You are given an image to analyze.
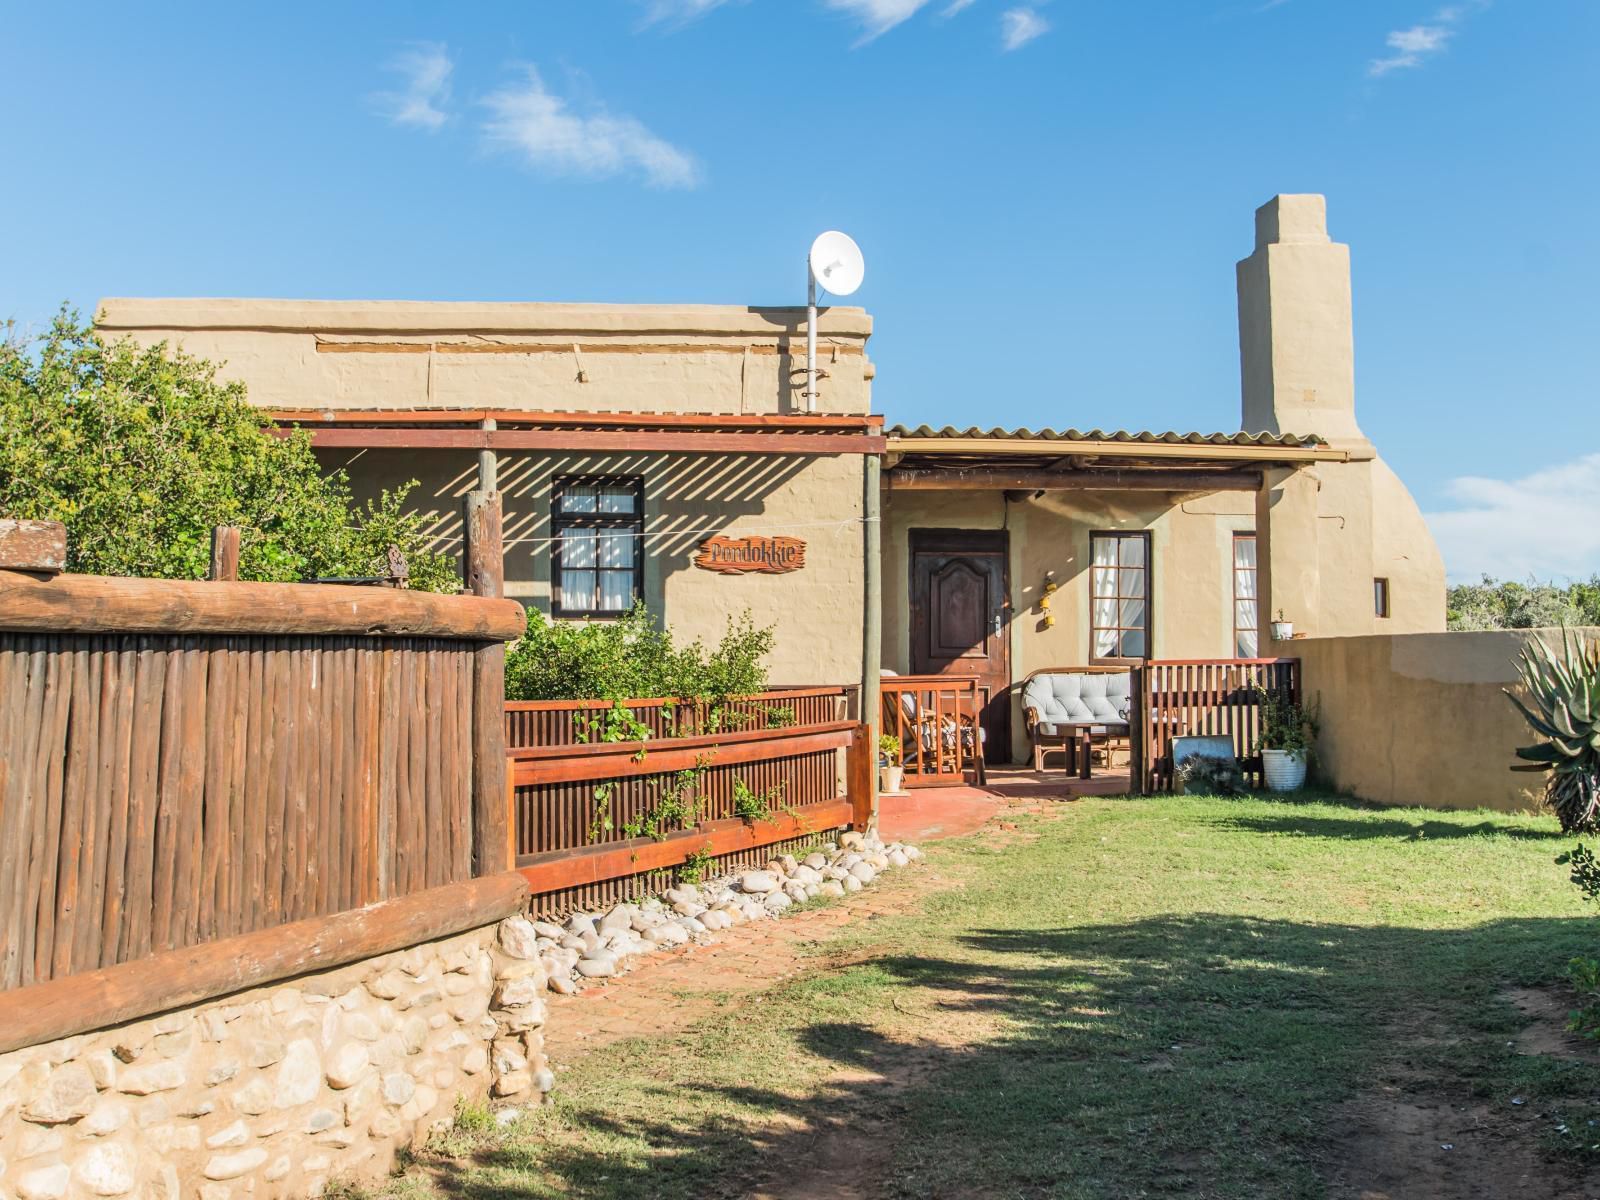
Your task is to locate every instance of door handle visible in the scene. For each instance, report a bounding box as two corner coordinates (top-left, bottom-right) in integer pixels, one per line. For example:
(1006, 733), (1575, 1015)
(993, 613), (1003, 637)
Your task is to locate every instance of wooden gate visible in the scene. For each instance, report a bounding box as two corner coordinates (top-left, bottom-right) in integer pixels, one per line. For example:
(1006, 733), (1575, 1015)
(1131, 658), (1300, 793)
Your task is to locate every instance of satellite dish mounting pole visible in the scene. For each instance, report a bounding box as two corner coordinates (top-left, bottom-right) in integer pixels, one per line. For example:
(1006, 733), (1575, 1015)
(805, 264), (818, 413)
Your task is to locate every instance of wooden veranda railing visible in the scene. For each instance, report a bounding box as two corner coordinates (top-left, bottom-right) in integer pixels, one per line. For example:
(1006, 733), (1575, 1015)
(508, 719), (872, 916)
(1131, 658), (1300, 793)
(504, 687), (850, 750)
(879, 675), (986, 787)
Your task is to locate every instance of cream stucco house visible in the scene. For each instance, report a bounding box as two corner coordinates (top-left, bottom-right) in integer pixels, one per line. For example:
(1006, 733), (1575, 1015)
(96, 194), (1444, 765)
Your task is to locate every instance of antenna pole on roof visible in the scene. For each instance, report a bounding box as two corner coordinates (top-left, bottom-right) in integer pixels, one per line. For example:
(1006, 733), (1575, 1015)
(805, 267), (818, 413)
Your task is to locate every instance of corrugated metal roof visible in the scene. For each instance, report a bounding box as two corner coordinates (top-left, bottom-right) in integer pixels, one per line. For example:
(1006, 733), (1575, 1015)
(887, 425), (1322, 447)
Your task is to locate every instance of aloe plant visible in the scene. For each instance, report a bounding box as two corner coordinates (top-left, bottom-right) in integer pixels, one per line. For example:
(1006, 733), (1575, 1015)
(1506, 629), (1600, 832)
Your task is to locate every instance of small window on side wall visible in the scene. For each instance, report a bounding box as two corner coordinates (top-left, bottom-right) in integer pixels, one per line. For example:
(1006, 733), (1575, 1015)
(1374, 577), (1391, 619)
(552, 477), (644, 618)
(1090, 531), (1150, 662)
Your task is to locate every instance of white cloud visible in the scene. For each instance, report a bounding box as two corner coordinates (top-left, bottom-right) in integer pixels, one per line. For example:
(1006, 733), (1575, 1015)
(1425, 454), (1600, 582)
(480, 69), (700, 189)
(824, 0), (935, 42)
(375, 43), (453, 130)
(942, 0), (979, 15)
(1367, 3), (1485, 76)
(1000, 6), (1049, 50)
(638, 0), (741, 25)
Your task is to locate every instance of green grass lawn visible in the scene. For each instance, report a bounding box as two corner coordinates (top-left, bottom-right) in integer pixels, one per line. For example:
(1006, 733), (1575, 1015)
(390, 794), (1600, 1199)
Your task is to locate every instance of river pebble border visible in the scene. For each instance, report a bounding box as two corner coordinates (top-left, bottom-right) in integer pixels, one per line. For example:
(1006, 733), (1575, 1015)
(523, 831), (924, 992)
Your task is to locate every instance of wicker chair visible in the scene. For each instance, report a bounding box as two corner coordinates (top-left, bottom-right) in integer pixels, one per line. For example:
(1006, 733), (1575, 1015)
(1020, 667), (1132, 777)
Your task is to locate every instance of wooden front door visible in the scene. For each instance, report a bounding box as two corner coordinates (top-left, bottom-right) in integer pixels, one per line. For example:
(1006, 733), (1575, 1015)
(910, 530), (1010, 762)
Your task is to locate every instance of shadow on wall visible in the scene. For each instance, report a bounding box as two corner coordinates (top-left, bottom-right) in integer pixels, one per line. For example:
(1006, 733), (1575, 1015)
(350, 451), (816, 608)
(407, 909), (1600, 1198)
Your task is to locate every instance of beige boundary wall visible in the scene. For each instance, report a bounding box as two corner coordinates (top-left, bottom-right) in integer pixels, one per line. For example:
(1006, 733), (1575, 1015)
(1296, 628), (1600, 814)
(0, 893), (552, 1200)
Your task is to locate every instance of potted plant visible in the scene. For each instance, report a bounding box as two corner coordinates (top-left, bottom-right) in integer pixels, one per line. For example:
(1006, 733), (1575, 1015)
(879, 734), (905, 794)
(1270, 608), (1294, 642)
(1254, 687), (1318, 792)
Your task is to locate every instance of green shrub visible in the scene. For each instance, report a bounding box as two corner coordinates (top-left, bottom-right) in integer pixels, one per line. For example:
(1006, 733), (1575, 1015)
(1449, 576), (1600, 631)
(1254, 688), (1319, 756)
(504, 603), (775, 703)
(0, 311), (456, 590)
(1556, 843), (1600, 1038)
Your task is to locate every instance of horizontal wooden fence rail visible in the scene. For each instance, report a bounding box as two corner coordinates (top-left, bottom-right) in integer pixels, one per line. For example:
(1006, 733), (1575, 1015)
(504, 687), (849, 750)
(508, 719), (871, 916)
(1132, 658), (1301, 794)
(0, 571), (521, 994)
(879, 675), (985, 787)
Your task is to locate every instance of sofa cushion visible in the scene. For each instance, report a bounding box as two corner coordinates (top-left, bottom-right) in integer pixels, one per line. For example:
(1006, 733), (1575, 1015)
(1024, 671), (1132, 733)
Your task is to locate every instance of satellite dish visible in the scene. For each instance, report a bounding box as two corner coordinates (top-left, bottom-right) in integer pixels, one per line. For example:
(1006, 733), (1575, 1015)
(808, 231), (865, 297)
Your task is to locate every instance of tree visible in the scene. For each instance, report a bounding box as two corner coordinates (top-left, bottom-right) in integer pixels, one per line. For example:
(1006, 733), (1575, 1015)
(1447, 577), (1600, 631)
(0, 310), (457, 590)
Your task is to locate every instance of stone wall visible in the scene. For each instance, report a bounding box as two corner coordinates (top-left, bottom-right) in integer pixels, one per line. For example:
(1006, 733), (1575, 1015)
(0, 915), (553, 1200)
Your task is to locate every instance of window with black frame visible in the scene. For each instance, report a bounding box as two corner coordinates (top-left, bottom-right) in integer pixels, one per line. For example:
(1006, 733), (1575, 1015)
(551, 477), (644, 617)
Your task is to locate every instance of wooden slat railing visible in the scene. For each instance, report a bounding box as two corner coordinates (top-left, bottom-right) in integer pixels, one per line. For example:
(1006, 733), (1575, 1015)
(0, 570), (523, 993)
(508, 719), (871, 916)
(1132, 658), (1300, 793)
(504, 686), (849, 750)
(879, 675), (985, 787)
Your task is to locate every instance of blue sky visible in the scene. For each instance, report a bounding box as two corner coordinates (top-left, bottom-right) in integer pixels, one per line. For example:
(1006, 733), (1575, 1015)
(4, 1), (1596, 581)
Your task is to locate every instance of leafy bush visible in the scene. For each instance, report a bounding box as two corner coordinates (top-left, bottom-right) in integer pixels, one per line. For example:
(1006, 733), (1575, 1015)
(0, 311), (456, 590)
(1557, 843), (1600, 1038)
(1254, 688), (1319, 757)
(1176, 754), (1246, 796)
(504, 603), (775, 703)
(1449, 576), (1600, 631)
(1507, 629), (1600, 833)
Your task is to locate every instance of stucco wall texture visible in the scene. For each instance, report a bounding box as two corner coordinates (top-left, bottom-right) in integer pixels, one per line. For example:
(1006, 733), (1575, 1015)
(1296, 629), (1600, 814)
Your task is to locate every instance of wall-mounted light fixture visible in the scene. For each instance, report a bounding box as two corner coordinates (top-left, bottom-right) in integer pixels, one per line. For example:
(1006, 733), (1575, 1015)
(1039, 571), (1058, 628)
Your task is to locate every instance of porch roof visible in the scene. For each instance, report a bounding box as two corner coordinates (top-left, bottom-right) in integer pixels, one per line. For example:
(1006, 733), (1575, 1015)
(883, 424), (1348, 492)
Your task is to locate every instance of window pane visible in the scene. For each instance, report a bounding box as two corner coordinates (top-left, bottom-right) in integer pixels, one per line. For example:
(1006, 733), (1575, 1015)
(561, 570), (595, 609)
(1120, 629), (1146, 658)
(1092, 537), (1118, 567)
(1119, 598), (1145, 630)
(1235, 599), (1258, 631)
(1233, 536), (1257, 568)
(561, 530), (596, 568)
(1094, 628), (1118, 658)
(1119, 568), (1144, 599)
(560, 486), (597, 513)
(1093, 597), (1118, 630)
(1236, 568), (1257, 601)
(1092, 568), (1117, 598)
(1119, 537), (1145, 567)
(1236, 629), (1259, 659)
(599, 571), (634, 611)
(597, 487), (636, 515)
(598, 531), (635, 568)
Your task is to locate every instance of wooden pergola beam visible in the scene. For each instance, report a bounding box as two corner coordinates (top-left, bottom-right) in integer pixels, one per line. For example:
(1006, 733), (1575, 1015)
(278, 427), (885, 455)
(885, 468), (1264, 492)
(269, 408), (883, 432)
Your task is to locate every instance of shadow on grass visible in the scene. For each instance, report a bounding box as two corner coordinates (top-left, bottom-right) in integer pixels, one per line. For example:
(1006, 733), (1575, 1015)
(1207, 812), (1568, 842)
(414, 909), (1600, 1200)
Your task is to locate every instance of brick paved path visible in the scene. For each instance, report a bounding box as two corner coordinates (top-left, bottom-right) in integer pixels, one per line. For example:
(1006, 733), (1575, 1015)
(541, 865), (942, 1067)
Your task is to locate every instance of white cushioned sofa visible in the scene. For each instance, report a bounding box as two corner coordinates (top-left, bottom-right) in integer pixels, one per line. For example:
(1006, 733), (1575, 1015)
(1021, 667), (1133, 775)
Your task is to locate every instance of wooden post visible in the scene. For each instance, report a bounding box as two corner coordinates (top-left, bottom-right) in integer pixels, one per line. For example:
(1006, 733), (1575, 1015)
(861, 453), (882, 831)
(464, 491), (511, 876)
(846, 724), (874, 831)
(208, 526), (240, 582)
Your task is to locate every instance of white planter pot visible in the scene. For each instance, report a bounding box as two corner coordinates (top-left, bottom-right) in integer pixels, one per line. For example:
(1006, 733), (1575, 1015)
(1261, 748), (1307, 792)
(880, 766), (905, 794)
(1271, 620), (1294, 641)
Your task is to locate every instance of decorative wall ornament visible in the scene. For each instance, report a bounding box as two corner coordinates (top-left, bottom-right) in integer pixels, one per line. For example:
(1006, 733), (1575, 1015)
(694, 536), (807, 575)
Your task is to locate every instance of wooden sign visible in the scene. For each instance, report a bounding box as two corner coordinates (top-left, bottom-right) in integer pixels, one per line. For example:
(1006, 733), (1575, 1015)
(694, 536), (807, 575)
